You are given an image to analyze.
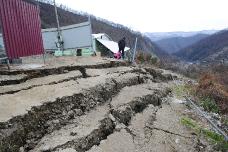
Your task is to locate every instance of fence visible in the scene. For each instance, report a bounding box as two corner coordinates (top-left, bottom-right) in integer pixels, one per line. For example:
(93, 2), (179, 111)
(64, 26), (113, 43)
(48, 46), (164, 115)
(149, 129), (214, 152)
(0, 0), (44, 59)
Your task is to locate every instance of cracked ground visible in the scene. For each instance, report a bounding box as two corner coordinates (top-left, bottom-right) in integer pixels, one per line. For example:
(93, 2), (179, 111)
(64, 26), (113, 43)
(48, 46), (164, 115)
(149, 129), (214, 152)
(0, 57), (215, 152)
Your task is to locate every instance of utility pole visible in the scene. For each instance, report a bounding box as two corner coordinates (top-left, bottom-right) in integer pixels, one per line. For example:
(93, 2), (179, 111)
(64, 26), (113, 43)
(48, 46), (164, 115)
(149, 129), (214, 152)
(88, 16), (94, 52)
(53, 0), (63, 52)
(36, 0), (46, 64)
(54, 0), (60, 32)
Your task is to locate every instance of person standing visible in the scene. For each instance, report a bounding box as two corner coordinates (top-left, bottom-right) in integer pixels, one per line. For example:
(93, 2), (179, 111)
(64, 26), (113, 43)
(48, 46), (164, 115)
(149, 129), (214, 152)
(118, 37), (126, 59)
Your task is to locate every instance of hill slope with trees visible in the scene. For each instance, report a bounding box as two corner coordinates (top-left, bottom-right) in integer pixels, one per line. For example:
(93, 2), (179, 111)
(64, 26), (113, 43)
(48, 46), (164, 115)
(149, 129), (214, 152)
(175, 30), (228, 62)
(154, 34), (209, 54)
(0, 0), (169, 59)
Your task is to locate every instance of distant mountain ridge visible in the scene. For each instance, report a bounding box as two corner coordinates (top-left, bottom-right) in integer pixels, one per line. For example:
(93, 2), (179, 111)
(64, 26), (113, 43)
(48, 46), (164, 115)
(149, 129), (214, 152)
(145, 30), (218, 41)
(154, 34), (209, 54)
(174, 30), (228, 62)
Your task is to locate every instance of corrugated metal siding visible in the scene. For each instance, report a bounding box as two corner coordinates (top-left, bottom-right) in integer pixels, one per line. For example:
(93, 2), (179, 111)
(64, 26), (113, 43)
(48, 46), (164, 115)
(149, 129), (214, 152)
(0, 0), (44, 59)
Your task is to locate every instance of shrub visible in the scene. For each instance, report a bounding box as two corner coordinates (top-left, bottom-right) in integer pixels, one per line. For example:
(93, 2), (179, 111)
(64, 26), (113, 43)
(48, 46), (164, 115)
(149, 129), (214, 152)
(136, 51), (158, 65)
(136, 52), (145, 63)
(200, 97), (219, 113)
(197, 73), (228, 114)
(150, 57), (158, 65)
(144, 53), (152, 62)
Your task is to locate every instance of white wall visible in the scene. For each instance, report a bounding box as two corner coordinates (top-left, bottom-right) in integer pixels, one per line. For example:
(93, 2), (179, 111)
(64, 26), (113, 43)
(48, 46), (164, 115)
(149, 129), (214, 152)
(0, 21), (93, 54)
(0, 34), (6, 56)
(42, 21), (92, 51)
(42, 28), (58, 50)
(0, 34), (4, 49)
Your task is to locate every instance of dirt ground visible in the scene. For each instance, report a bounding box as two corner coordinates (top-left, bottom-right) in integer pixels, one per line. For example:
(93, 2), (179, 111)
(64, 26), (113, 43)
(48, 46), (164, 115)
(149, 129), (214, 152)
(0, 56), (221, 152)
(0, 55), (119, 71)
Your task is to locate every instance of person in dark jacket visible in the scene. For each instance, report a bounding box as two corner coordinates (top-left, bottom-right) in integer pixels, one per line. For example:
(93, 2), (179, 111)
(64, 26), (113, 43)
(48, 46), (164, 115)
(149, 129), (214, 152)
(118, 37), (126, 59)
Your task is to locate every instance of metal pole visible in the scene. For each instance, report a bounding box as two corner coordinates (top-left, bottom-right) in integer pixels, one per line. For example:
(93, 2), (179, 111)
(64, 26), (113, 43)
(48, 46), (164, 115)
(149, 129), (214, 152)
(132, 37), (138, 63)
(88, 16), (94, 53)
(185, 96), (228, 141)
(42, 53), (46, 64)
(53, 0), (63, 53)
(171, 77), (228, 141)
(6, 58), (10, 71)
(54, 0), (60, 33)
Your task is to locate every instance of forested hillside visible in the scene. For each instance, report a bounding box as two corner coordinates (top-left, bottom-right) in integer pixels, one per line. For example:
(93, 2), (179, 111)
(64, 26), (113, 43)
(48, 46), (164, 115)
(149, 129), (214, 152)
(155, 34), (209, 54)
(1, 0), (169, 59)
(175, 30), (228, 62)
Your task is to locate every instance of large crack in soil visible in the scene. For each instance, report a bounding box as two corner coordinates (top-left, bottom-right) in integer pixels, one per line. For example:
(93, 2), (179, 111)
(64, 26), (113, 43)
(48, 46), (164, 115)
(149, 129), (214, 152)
(0, 64), (176, 152)
(53, 89), (170, 152)
(0, 75), (83, 96)
(85, 96), (207, 152)
(0, 67), (138, 96)
(0, 61), (128, 86)
(145, 126), (192, 138)
(0, 72), (148, 151)
(52, 118), (116, 152)
(111, 94), (162, 126)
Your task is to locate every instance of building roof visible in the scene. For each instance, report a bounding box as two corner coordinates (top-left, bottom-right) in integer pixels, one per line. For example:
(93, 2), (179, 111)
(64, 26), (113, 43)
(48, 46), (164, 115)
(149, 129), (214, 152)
(97, 39), (130, 54)
(92, 33), (112, 40)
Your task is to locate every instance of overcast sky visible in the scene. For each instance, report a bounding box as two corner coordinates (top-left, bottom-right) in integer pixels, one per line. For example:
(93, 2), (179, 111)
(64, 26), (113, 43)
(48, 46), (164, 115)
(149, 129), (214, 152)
(55, 0), (228, 33)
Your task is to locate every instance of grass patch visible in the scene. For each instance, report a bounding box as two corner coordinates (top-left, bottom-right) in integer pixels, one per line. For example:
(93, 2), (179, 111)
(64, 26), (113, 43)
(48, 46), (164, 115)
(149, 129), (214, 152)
(171, 84), (193, 99)
(222, 117), (228, 126)
(200, 97), (220, 113)
(202, 129), (224, 143)
(181, 117), (199, 132)
(181, 117), (228, 151)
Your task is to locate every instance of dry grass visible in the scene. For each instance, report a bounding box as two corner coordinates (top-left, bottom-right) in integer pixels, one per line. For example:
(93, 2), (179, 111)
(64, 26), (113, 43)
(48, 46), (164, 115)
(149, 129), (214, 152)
(135, 51), (158, 65)
(152, 59), (228, 113)
(211, 64), (228, 92)
(196, 72), (228, 114)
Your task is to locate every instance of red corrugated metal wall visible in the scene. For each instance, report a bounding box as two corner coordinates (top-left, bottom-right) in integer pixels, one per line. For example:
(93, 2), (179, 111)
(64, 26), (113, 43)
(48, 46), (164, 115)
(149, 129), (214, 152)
(0, 0), (44, 59)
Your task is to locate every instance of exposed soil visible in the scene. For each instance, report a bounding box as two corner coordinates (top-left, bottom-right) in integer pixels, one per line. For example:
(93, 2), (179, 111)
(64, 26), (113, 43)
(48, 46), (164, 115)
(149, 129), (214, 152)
(0, 57), (217, 152)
